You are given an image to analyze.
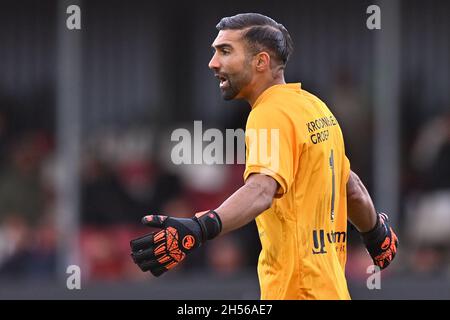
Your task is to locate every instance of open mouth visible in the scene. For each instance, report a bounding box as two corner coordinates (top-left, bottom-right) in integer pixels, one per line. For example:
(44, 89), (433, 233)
(216, 74), (229, 89)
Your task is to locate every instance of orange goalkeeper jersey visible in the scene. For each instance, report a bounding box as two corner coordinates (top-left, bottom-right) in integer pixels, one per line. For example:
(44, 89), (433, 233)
(244, 83), (351, 300)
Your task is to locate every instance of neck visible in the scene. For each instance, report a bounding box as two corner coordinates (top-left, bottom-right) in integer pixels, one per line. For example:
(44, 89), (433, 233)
(246, 73), (286, 108)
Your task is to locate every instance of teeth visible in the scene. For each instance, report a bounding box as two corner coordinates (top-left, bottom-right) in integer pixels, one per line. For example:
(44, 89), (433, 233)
(216, 74), (228, 88)
(219, 79), (228, 88)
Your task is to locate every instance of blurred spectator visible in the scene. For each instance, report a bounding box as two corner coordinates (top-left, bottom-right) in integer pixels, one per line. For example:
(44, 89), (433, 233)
(330, 68), (372, 181)
(405, 111), (450, 274)
(81, 155), (145, 225)
(206, 234), (245, 276)
(148, 168), (186, 215)
(80, 227), (127, 280)
(0, 131), (56, 279)
(0, 111), (9, 167)
(410, 111), (450, 191)
(0, 132), (49, 225)
(329, 69), (375, 254)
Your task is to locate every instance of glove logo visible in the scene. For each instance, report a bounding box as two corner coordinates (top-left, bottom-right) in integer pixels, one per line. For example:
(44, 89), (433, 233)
(182, 235), (196, 250)
(362, 212), (399, 270)
(381, 236), (390, 250)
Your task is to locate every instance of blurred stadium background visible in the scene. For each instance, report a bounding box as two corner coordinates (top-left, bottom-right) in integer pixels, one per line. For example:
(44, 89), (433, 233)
(0, 0), (449, 299)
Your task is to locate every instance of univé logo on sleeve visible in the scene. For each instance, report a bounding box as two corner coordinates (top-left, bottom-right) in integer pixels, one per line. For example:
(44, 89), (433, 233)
(312, 229), (347, 255)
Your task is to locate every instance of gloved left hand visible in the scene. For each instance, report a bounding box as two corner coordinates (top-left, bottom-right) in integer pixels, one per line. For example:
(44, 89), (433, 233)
(361, 212), (399, 270)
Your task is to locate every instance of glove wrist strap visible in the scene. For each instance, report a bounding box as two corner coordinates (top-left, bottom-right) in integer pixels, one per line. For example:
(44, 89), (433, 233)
(361, 213), (387, 244)
(195, 210), (222, 242)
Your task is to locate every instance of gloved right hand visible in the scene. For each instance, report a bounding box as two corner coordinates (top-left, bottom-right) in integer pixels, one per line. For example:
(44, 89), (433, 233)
(130, 210), (222, 277)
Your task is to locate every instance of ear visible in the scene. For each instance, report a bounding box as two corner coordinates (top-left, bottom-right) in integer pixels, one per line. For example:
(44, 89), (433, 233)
(255, 52), (271, 72)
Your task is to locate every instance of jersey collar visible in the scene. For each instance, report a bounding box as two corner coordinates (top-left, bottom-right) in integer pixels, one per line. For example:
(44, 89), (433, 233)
(252, 83), (302, 109)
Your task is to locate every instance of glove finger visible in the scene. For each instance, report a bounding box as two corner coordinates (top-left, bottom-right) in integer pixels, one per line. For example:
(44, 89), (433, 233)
(130, 233), (155, 252)
(380, 249), (396, 270)
(379, 261), (389, 270)
(131, 247), (156, 264)
(142, 215), (168, 228)
(130, 227), (168, 252)
(148, 257), (182, 277)
(138, 259), (162, 272)
(149, 265), (169, 277)
(375, 256), (388, 270)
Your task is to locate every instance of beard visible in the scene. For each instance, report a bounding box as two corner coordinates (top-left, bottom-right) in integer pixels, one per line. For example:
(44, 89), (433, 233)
(220, 64), (253, 101)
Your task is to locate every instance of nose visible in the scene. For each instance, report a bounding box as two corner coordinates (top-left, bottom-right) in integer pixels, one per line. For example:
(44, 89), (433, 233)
(208, 52), (220, 70)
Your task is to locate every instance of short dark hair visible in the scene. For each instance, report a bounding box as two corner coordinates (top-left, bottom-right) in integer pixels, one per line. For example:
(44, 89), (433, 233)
(216, 13), (294, 68)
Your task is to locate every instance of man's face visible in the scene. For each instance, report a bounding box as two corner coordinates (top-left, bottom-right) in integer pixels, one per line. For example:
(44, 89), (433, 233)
(209, 30), (254, 100)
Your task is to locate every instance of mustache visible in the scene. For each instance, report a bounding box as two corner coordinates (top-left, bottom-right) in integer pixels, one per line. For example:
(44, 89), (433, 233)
(214, 72), (228, 79)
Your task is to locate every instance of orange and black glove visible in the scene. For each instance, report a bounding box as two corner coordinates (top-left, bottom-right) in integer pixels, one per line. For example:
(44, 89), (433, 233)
(130, 210), (222, 277)
(361, 212), (399, 270)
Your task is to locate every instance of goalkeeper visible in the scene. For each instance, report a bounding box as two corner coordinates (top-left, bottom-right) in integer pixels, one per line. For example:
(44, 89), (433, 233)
(130, 13), (398, 300)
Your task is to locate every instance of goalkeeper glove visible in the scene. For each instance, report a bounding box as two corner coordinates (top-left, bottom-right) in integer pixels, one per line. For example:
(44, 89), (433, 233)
(130, 210), (222, 277)
(361, 212), (399, 270)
